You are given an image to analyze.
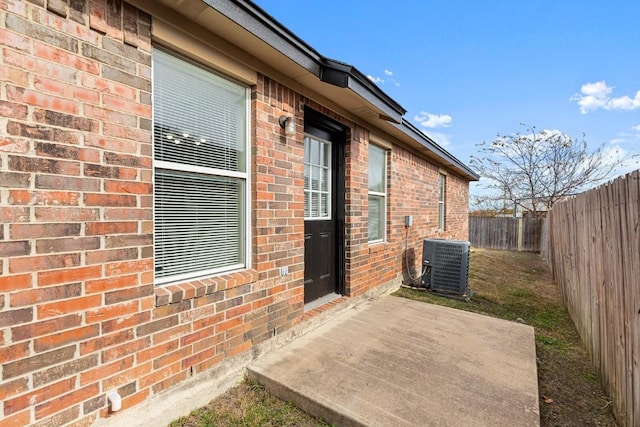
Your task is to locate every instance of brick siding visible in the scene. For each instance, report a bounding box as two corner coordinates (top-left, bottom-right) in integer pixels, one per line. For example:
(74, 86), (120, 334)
(0, 1), (470, 425)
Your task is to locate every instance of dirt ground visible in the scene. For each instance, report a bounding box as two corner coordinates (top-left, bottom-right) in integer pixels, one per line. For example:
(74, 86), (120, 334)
(170, 248), (617, 427)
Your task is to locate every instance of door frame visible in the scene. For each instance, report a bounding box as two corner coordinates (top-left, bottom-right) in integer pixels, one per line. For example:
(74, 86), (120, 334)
(303, 107), (345, 298)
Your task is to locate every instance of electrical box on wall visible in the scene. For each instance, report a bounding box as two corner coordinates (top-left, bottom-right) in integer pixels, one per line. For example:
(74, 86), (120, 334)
(404, 215), (413, 227)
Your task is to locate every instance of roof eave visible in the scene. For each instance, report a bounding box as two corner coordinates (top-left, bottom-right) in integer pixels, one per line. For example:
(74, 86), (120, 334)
(320, 59), (406, 122)
(396, 120), (480, 181)
(131, 0), (478, 181)
(203, 0), (406, 122)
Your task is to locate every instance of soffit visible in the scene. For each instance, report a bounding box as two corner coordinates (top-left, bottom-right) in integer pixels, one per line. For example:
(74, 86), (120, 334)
(135, 0), (399, 122)
(127, 0), (478, 181)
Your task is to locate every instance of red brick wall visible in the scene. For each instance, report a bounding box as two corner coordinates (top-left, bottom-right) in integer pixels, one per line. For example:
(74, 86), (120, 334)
(346, 138), (470, 297)
(388, 148), (469, 282)
(0, 1), (470, 425)
(0, 1), (155, 425)
(286, 101), (470, 297)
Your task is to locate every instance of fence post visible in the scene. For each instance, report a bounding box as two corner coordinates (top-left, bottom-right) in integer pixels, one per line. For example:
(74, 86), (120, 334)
(517, 217), (524, 252)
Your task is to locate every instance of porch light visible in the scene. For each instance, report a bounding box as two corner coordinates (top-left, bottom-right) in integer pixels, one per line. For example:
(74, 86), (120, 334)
(279, 115), (296, 137)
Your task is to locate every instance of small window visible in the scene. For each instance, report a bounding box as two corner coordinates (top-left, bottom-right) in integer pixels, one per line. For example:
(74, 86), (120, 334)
(152, 48), (250, 284)
(304, 135), (331, 219)
(368, 144), (387, 242)
(438, 173), (446, 231)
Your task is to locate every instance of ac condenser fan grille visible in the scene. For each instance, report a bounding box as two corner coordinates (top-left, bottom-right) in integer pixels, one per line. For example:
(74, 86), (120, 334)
(421, 239), (470, 295)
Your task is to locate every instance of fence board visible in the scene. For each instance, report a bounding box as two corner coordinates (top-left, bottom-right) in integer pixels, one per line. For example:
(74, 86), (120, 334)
(545, 170), (640, 426)
(468, 217), (544, 251)
(627, 172), (640, 423)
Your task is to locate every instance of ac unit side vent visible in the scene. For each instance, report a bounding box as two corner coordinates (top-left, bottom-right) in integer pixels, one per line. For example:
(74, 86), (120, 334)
(421, 239), (470, 295)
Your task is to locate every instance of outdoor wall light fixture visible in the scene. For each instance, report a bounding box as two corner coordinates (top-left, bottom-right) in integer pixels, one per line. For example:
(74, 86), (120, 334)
(279, 115), (296, 137)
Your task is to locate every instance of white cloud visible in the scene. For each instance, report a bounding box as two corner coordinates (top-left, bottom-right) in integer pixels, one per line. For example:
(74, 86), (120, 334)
(602, 144), (627, 161)
(602, 142), (639, 178)
(581, 81), (612, 96)
(607, 126), (640, 146)
(609, 137), (629, 145)
(413, 112), (453, 147)
(368, 70), (400, 87)
(414, 112), (453, 129)
(424, 131), (451, 147)
(570, 81), (640, 114)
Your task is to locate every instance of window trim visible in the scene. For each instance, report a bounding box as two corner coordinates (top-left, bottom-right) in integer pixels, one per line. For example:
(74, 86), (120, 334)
(438, 172), (446, 231)
(152, 46), (252, 286)
(152, 18), (257, 86)
(368, 143), (388, 243)
(303, 134), (332, 221)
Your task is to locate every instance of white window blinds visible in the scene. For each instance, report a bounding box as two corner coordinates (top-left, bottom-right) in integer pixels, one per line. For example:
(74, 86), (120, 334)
(304, 135), (331, 219)
(438, 173), (446, 231)
(153, 49), (249, 283)
(368, 144), (386, 242)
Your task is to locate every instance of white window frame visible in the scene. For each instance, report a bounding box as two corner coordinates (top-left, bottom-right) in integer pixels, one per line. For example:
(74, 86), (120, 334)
(438, 172), (446, 231)
(303, 134), (332, 221)
(152, 47), (251, 285)
(368, 144), (387, 243)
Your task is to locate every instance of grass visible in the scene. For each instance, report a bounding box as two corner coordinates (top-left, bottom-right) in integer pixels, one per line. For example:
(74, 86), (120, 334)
(169, 379), (330, 427)
(395, 250), (575, 351)
(394, 248), (616, 426)
(169, 248), (616, 427)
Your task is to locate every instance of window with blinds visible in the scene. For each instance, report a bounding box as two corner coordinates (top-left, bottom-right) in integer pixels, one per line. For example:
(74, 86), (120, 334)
(368, 144), (387, 242)
(153, 48), (249, 284)
(304, 135), (331, 219)
(438, 173), (446, 231)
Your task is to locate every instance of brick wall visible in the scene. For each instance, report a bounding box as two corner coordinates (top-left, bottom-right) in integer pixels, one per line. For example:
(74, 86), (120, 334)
(0, 1), (470, 426)
(388, 148), (470, 281)
(1, 0), (155, 425)
(347, 138), (470, 296)
(292, 101), (470, 297)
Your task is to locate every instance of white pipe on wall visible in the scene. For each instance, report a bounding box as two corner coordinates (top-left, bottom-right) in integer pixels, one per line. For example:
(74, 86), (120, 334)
(107, 391), (122, 412)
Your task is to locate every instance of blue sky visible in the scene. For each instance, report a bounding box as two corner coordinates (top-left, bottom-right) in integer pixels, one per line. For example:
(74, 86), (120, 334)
(253, 0), (640, 195)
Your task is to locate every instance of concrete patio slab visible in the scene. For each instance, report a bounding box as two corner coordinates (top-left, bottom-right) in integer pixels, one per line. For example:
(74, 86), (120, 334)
(248, 295), (539, 426)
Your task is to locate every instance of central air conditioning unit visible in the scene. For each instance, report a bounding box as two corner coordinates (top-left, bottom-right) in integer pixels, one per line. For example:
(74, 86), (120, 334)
(421, 238), (470, 295)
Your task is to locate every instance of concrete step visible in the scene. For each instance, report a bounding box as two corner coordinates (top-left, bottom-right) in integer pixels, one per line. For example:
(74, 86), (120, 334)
(248, 295), (540, 426)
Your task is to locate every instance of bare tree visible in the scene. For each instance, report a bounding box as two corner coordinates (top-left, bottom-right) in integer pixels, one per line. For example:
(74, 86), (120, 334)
(469, 191), (514, 217)
(470, 124), (637, 216)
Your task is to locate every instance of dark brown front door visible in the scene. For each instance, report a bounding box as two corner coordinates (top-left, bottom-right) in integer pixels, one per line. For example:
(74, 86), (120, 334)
(303, 111), (344, 304)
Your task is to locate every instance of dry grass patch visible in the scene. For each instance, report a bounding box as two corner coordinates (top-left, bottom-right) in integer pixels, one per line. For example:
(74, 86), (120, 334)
(169, 379), (329, 427)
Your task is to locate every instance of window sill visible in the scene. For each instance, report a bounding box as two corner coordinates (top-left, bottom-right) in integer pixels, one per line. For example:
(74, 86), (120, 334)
(154, 269), (258, 306)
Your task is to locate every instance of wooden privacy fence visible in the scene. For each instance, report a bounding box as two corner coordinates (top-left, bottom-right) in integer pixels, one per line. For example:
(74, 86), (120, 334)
(545, 170), (640, 426)
(468, 216), (545, 251)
